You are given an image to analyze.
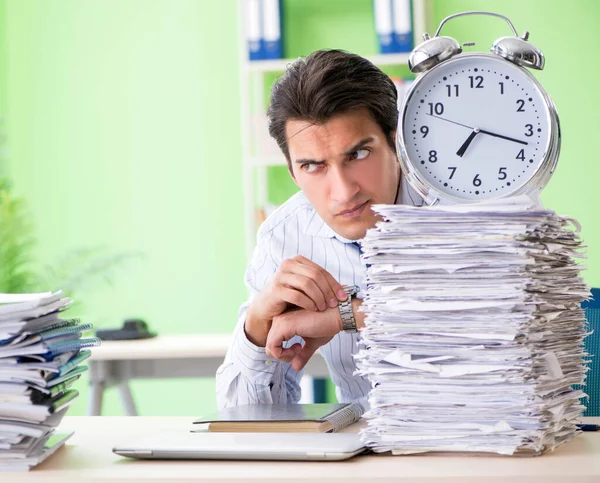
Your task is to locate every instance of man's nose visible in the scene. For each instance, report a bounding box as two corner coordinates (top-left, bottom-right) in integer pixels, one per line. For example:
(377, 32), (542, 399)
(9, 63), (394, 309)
(329, 166), (359, 203)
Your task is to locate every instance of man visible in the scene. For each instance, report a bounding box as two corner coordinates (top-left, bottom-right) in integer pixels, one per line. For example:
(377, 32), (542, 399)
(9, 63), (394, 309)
(216, 49), (423, 409)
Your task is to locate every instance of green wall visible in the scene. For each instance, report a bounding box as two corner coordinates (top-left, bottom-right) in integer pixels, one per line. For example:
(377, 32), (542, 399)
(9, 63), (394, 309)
(2, 0), (599, 416)
(4, 0), (246, 416)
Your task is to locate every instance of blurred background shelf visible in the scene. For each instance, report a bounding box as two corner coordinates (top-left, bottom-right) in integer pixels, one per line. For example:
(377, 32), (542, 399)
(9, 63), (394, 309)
(244, 52), (413, 73)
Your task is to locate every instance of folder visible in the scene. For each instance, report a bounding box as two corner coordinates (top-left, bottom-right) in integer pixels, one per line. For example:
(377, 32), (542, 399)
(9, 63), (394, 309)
(0, 431), (73, 471)
(194, 403), (363, 433)
(374, 0), (395, 54)
(0, 389), (78, 423)
(262, 0), (283, 59)
(246, 0), (263, 60)
(392, 0), (412, 52)
(0, 337), (100, 359)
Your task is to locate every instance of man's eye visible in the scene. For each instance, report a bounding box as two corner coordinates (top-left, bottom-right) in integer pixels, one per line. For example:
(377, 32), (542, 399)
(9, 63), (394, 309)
(350, 148), (370, 161)
(301, 163), (321, 173)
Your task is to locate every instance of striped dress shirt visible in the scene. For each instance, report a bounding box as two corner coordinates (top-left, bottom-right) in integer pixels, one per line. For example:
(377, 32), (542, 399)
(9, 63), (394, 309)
(216, 175), (424, 410)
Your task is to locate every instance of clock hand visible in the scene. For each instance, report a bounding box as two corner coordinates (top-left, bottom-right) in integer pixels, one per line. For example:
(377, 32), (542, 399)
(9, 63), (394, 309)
(425, 113), (529, 146)
(478, 129), (529, 146)
(425, 113), (473, 130)
(456, 128), (480, 157)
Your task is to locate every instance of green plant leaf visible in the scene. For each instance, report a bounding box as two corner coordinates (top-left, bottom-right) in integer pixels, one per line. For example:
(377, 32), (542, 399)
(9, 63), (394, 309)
(0, 181), (37, 293)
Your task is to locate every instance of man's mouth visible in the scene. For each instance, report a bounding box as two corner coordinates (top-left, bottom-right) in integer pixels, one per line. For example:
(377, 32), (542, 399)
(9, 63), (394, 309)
(337, 201), (369, 219)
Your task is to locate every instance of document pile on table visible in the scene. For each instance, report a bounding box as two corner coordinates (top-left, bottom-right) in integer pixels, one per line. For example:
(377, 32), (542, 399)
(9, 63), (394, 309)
(0, 291), (100, 471)
(356, 196), (589, 456)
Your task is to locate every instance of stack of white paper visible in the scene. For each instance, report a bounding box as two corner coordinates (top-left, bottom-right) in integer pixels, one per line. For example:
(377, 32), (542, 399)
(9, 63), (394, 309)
(355, 196), (589, 456)
(0, 291), (100, 471)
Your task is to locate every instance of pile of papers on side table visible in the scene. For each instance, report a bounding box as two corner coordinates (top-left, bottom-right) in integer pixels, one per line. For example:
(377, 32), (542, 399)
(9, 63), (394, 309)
(356, 196), (589, 456)
(0, 291), (100, 471)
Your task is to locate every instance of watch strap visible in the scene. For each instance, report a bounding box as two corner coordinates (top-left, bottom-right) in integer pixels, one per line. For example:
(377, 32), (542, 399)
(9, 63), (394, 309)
(339, 285), (359, 333)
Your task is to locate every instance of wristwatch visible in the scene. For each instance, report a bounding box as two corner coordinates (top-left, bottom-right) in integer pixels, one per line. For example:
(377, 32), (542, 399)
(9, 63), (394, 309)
(339, 284), (359, 333)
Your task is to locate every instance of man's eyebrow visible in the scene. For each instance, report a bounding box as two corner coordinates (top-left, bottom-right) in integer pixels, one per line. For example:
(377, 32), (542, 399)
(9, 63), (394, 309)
(294, 158), (325, 165)
(294, 137), (376, 165)
(343, 137), (375, 157)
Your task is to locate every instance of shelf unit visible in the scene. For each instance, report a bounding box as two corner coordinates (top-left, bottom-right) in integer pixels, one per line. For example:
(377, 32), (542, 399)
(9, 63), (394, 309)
(238, 0), (431, 259)
(246, 51), (412, 73)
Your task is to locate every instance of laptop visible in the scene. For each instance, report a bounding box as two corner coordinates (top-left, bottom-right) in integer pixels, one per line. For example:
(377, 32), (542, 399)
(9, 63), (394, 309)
(113, 430), (367, 461)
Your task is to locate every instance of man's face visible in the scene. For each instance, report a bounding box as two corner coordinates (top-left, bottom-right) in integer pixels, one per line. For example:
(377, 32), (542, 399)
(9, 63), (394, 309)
(286, 109), (401, 240)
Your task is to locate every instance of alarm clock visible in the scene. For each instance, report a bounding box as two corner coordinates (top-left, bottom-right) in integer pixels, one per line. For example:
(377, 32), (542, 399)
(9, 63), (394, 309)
(397, 11), (560, 205)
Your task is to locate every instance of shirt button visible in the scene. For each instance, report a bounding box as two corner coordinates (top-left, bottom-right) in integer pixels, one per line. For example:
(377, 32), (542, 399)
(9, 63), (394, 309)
(265, 360), (273, 366)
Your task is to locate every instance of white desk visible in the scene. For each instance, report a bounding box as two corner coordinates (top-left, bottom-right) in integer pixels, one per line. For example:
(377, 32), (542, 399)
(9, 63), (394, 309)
(9, 416), (600, 482)
(88, 334), (330, 415)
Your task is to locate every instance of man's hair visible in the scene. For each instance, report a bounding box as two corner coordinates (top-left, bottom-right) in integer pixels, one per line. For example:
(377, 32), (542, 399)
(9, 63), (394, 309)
(267, 49), (399, 172)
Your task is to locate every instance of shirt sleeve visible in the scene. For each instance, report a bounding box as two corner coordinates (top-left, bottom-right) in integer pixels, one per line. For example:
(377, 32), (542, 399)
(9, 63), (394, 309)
(216, 229), (304, 409)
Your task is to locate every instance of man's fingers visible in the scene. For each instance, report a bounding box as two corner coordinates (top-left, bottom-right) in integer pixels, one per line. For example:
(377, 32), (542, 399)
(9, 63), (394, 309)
(276, 286), (318, 312)
(267, 343), (301, 363)
(291, 345), (317, 372)
(294, 255), (347, 302)
(278, 272), (329, 311)
(284, 256), (346, 307)
(280, 258), (334, 308)
(266, 318), (300, 362)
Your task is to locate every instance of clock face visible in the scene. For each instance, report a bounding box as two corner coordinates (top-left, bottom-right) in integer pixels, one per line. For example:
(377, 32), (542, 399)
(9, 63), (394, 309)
(400, 53), (557, 201)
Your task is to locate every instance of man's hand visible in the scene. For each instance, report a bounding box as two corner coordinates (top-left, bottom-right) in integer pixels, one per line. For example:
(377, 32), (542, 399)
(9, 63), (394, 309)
(245, 256), (347, 347)
(265, 306), (342, 372)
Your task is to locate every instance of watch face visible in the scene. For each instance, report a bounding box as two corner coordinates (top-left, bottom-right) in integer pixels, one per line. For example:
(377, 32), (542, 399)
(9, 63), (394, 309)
(399, 53), (558, 202)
